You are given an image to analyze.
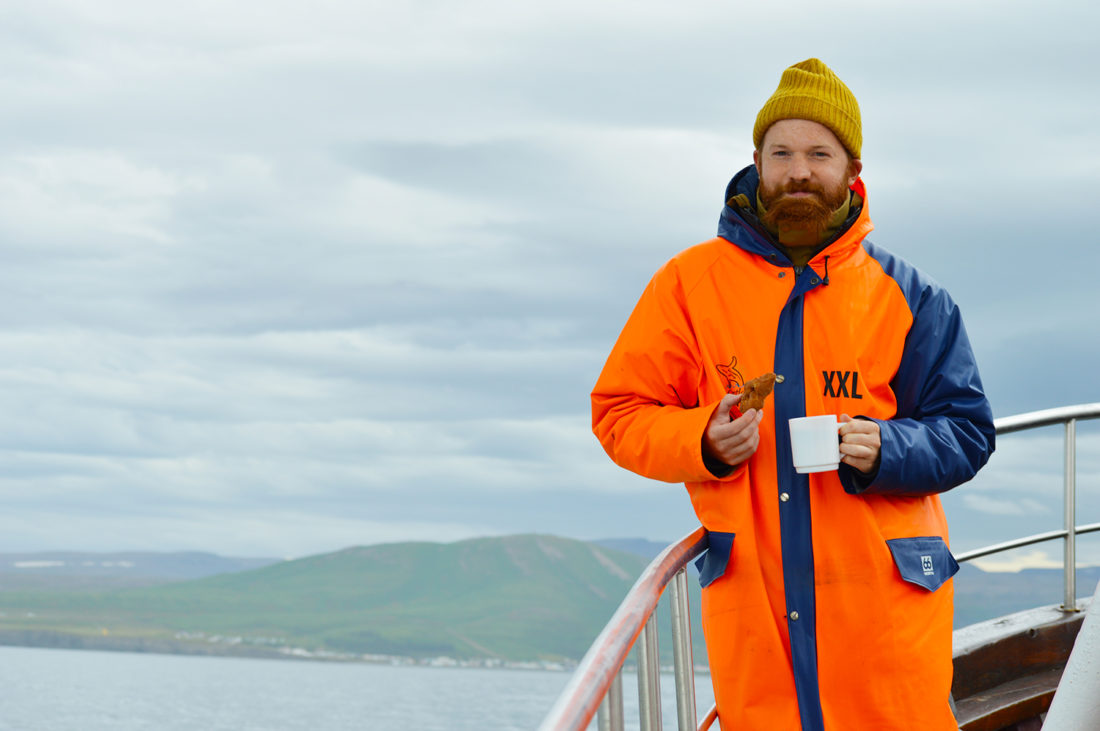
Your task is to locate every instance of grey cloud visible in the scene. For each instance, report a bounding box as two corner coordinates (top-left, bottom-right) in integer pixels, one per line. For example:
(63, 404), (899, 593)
(0, 0), (1096, 559)
(344, 139), (575, 202)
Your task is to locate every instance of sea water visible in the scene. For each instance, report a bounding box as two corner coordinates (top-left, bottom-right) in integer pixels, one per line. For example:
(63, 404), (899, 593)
(0, 646), (716, 730)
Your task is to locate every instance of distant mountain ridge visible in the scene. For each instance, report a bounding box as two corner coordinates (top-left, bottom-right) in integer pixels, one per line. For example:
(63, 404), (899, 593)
(0, 551), (281, 590)
(954, 563), (1100, 627)
(591, 538), (669, 561)
(592, 537), (700, 577)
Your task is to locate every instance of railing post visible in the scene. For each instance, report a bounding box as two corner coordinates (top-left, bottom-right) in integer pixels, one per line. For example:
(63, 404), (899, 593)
(1063, 418), (1078, 612)
(669, 568), (697, 731)
(597, 671), (624, 731)
(637, 613), (663, 731)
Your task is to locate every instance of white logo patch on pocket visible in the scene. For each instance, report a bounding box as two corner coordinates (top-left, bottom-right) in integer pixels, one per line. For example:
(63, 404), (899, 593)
(921, 555), (934, 576)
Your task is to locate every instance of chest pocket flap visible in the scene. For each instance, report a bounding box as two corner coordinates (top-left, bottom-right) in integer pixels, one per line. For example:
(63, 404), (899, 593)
(885, 536), (959, 592)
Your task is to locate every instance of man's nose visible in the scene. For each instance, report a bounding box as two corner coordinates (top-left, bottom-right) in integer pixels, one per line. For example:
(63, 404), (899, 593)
(787, 155), (811, 181)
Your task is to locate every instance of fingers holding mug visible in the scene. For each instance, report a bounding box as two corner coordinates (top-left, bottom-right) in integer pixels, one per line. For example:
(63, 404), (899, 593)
(838, 414), (881, 474)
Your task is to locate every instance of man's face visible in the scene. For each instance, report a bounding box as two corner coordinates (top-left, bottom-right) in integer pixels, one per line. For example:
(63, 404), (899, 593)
(753, 119), (862, 244)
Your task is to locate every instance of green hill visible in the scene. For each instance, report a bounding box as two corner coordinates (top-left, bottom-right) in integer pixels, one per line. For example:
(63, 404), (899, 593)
(1, 533), (1091, 666)
(0, 534), (707, 664)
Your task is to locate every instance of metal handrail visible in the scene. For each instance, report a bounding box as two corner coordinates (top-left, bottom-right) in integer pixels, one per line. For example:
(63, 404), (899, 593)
(541, 403), (1100, 730)
(957, 402), (1100, 612)
(954, 524), (1100, 563)
(538, 528), (707, 731)
(993, 403), (1100, 435)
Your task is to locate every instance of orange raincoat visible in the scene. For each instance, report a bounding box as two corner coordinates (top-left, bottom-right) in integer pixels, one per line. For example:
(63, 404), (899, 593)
(592, 166), (994, 730)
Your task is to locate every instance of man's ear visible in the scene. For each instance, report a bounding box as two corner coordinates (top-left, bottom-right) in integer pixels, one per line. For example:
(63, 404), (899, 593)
(847, 158), (863, 186)
(753, 149), (762, 174)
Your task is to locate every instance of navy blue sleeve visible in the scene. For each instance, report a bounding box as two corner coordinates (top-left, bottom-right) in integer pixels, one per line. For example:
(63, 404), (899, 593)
(839, 246), (996, 496)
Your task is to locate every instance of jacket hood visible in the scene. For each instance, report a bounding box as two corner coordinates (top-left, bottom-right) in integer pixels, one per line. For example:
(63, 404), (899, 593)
(717, 164), (872, 266)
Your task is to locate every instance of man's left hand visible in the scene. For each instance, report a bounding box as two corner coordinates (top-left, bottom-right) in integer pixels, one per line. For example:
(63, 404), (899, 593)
(839, 414), (880, 474)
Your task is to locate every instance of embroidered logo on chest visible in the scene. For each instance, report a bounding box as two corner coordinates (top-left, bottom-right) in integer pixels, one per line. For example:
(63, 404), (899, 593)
(715, 357), (745, 395)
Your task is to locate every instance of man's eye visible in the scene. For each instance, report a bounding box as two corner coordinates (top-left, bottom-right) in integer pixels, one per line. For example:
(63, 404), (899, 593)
(773, 151), (790, 158)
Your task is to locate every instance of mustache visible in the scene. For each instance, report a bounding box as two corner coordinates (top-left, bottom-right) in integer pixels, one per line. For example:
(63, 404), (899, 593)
(776, 182), (827, 197)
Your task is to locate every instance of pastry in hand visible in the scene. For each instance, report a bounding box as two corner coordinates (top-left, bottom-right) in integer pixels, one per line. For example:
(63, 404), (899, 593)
(729, 372), (784, 419)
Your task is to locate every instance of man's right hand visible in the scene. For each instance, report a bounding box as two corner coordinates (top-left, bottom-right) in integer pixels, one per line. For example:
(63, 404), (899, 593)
(702, 393), (763, 468)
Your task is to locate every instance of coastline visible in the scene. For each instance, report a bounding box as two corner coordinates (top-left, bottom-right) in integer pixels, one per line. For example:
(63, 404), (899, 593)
(0, 627), (579, 671)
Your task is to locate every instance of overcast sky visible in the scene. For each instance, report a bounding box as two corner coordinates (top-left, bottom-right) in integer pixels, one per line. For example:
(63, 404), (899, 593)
(1, 1), (1098, 572)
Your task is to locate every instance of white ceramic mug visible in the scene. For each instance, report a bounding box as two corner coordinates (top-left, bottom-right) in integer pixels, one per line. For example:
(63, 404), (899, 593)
(788, 415), (841, 473)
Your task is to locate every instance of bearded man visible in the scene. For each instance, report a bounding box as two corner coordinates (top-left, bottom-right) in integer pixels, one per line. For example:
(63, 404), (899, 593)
(591, 58), (995, 730)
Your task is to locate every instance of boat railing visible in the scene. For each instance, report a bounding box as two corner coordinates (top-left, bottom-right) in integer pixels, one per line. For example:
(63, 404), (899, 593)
(538, 527), (708, 731)
(955, 403), (1100, 612)
(538, 403), (1100, 731)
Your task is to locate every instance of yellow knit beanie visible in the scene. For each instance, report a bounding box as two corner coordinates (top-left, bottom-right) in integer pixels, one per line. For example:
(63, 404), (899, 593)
(753, 58), (862, 159)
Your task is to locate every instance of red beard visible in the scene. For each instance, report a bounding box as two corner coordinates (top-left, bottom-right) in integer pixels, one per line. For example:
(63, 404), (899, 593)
(759, 178), (851, 243)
